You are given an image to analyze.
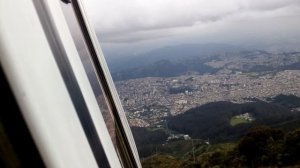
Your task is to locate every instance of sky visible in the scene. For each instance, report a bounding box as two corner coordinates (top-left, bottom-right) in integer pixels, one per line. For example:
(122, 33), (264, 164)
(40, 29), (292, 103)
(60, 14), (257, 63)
(83, 0), (300, 58)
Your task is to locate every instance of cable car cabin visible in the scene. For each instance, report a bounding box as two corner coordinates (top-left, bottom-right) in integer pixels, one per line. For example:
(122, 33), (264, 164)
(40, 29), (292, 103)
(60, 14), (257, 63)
(0, 0), (141, 167)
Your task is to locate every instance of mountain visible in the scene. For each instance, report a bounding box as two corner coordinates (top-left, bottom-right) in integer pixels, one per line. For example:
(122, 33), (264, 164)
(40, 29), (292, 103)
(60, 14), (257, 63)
(108, 46), (300, 81)
(107, 43), (242, 73)
(112, 59), (219, 81)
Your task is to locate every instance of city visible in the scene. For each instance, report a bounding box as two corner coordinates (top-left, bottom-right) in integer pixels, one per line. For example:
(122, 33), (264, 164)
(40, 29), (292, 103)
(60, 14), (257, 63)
(114, 51), (300, 127)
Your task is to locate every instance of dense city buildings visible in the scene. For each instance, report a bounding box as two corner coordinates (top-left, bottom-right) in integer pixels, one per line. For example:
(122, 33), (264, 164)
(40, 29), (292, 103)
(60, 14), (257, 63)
(117, 70), (300, 126)
(113, 51), (300, 127)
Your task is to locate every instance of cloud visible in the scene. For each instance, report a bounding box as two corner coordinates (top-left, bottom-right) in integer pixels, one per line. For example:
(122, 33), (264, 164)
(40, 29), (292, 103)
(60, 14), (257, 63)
(83, 0), (300, 43)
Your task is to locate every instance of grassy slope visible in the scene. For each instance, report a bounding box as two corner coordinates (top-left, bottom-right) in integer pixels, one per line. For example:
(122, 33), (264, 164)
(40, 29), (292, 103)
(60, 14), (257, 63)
(230, 117), (251, 126)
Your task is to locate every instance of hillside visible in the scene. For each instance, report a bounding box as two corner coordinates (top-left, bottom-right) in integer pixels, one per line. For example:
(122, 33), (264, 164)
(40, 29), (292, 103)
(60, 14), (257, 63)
(141, 127), (300, 168)
(131, 127), (168, 158)
(131, 96), (300, 159)
(167, 100), (300, 142)
(268, 94), (300, 109)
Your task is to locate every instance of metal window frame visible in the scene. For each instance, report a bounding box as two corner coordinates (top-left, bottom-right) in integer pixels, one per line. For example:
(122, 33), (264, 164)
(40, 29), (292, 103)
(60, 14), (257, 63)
(68, 1), (141, 167)
(0, 0), (141, 167)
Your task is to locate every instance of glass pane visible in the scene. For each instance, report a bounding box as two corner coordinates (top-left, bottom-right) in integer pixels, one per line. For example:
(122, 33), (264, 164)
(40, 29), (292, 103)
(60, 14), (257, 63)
(84, 0), (300, 167)
(59, 2), (139, 167)
(60, 1), (117, 145)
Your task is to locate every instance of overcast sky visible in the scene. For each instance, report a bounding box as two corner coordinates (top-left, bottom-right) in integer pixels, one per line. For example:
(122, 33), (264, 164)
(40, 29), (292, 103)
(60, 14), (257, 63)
(83, 0), (300, 58)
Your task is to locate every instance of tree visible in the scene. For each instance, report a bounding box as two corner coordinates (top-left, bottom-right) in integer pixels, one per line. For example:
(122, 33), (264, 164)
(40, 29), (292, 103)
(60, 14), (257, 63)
(283, 129), (300, 165)
(238, 126), (284, 166)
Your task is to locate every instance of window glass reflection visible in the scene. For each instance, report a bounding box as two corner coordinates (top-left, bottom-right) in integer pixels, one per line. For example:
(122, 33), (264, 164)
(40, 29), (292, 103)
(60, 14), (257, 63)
(60, 0), (117, 154)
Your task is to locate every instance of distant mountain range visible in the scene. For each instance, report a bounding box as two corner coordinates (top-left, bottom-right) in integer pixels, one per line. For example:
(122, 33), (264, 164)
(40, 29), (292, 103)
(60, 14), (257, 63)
(112, 59), (219, 81)
(107, 43), (243, 73)
(107, 43), (300, 81)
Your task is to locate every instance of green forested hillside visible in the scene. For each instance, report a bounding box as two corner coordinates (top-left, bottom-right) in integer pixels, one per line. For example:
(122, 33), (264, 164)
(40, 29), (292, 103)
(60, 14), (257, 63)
(142, 127), (300, 168)
(167, 101), (300, 142)
(269, 94), (300, 109)
(131, 127), (168, 158)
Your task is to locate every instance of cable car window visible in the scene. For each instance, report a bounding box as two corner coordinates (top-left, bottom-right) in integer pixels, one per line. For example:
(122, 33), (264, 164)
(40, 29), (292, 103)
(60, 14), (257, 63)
(3, 0), (298, 167)
(1, 0), (141, 167)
